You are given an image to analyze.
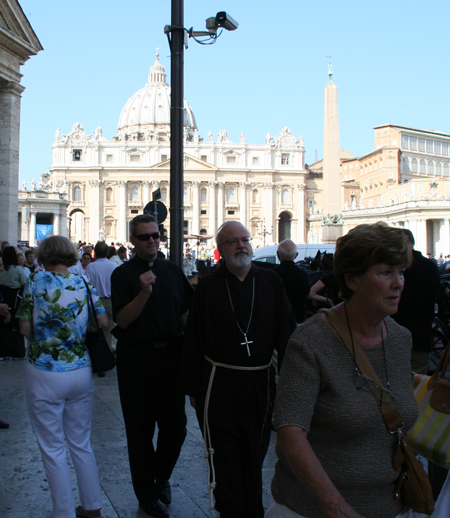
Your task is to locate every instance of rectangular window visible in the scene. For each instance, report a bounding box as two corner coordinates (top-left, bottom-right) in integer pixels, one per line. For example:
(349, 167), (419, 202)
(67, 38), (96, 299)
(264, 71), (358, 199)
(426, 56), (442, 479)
(106, 154), (113, 162)
(130, 154), (140, 162)
(427, 140), (434, 153)
(443, 143), (449, 156)
(281, 153), (290, 165)
(227, 210), (235, 215)
(410, 137), (417, 151)
(201, 209), (207, 215)
(252, 157), (259, 165)
(435, 141), (442, 154)
(419, 139), (426, 152)
(161, 154), (168, 162)
(161, 191), (167, 201)
(401, 135), (409, 149)
(131, 209), (139, 214)
(226, 156), (236, 164)
(73, 149), (82, 161)
(201, 155), (207, 162)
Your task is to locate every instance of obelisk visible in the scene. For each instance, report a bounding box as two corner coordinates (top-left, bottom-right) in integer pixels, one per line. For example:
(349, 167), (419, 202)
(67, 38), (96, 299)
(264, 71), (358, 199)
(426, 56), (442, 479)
(322, 57), (343, 243)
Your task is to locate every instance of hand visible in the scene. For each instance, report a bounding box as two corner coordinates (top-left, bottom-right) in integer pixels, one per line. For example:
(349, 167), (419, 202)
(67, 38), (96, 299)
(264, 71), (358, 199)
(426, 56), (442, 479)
(139, 270), (156, 296)
(0, 303), (10, 318)
(189, 397), (196, 409)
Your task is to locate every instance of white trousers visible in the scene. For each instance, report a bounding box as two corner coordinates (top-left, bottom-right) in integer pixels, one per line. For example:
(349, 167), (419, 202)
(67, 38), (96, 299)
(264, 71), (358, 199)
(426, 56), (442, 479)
(264, 501), (413, 518)
(26, 363), (102, 518)
(432, 471), (450, 518)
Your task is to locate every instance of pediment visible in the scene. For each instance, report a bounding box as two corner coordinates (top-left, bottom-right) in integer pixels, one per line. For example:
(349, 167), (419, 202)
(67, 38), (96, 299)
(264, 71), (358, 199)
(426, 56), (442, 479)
(152, 154), (218, 171)
(0, 0), (43, 59)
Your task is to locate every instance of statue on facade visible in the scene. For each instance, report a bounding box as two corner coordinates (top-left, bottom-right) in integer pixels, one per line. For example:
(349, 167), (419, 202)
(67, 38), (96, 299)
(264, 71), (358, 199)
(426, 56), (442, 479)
(217, 130), (223, 143)
(193, 129), (199, 143)
(55, 128), (61, 141)
(31, 179), (36, 191)
(240, 131), (245, 144)
(99, 227), (106, 242)
(22, 179), (27, 191)
(208, 130), (214, 143)
(39, 171), (52, 191)
(266, 131), (272, 145)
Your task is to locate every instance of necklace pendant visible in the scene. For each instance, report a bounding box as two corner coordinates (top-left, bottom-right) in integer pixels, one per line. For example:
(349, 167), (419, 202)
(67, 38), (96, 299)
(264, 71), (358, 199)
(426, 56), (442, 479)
(241, 334), (253, 356)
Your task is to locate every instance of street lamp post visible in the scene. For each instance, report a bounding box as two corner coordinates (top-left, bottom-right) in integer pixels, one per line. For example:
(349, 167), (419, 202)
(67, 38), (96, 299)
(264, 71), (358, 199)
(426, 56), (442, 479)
(256, 218), (273, 247)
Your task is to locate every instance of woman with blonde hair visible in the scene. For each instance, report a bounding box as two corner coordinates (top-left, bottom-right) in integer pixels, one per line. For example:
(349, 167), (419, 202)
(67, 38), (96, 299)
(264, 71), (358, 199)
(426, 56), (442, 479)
(17, 235), (108, 518)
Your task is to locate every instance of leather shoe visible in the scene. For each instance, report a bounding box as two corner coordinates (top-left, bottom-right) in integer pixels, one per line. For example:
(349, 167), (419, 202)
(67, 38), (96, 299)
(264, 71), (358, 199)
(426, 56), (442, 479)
(156, 479), (171, 505)
(139, 500), (168, 518)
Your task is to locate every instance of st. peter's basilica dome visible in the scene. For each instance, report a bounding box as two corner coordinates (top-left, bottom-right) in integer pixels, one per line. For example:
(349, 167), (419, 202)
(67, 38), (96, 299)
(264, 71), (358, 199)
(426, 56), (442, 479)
(117, 51), (197, 142)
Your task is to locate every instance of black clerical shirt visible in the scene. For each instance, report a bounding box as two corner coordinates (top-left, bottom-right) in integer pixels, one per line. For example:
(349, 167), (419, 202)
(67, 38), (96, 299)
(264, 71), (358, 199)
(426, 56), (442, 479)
(111, 255), (193, 345)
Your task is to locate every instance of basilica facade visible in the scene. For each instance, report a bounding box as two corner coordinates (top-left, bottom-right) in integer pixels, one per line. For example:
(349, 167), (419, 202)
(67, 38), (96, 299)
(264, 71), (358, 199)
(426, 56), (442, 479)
(46, 53), (308, 247)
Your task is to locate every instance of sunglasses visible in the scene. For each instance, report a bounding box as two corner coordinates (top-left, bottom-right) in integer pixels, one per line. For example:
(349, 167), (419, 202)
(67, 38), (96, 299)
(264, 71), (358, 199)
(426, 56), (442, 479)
(134, 232), (160, 241)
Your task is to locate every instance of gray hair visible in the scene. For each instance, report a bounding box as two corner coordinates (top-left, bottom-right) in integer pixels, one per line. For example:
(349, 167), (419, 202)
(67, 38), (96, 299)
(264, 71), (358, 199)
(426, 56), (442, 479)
(277, 240), (298, 261)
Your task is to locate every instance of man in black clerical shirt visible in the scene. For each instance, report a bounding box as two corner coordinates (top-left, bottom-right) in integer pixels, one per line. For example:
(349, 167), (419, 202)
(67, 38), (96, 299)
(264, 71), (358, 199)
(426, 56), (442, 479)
(273, 239), (310, 324)
(111, 214), (193, 518)
(182, 221), (296, 518)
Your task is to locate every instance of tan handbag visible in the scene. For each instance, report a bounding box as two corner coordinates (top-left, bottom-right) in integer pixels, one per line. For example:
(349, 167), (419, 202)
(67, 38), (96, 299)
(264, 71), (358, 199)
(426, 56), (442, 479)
(322, 309), (435, 515)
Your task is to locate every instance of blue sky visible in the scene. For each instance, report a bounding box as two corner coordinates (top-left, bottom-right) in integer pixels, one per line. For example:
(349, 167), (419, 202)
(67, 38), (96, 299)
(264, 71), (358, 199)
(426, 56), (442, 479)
(17, 0), (450, 185)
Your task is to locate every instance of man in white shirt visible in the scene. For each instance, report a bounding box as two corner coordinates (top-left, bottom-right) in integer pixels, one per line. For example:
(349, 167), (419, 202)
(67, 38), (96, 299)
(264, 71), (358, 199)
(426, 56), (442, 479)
(85, 241), (118, 352)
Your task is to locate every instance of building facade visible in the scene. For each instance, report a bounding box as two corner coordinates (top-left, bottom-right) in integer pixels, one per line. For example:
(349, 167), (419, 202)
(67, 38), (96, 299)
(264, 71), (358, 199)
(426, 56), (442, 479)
(45, 53), (308, 247)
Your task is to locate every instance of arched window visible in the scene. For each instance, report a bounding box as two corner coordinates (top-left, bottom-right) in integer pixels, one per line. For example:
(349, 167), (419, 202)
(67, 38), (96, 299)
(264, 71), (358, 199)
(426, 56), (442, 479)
(282, 189), (289, 204)
(420, 159), (426, 174)
(428, 160), (434, 175)
(130, 186), (139, 201)
(402, 157), (410, 171)
(200, 188), (207, 202)
(161, 188), (167, 202)
(412, 158), (418, 173)
(106, 187), (112, 202)
(436, 162), (442, 176)
(73, 186), (81, 201)
(105, 221), (113, 236)
(444, 163), (450, 177)
(226, 187), (235, 202)
(252, 189), (258, 203)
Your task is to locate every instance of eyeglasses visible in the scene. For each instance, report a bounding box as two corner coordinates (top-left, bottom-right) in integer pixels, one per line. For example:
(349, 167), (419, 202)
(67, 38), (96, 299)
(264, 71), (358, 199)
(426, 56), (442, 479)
(219, 237), (252, 247)
(134, 232), (161, 241)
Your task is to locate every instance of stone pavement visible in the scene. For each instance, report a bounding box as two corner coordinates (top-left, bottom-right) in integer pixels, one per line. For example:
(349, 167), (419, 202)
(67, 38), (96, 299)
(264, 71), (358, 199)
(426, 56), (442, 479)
(0, 360), (277, 518)
(0, 360), (431, 518)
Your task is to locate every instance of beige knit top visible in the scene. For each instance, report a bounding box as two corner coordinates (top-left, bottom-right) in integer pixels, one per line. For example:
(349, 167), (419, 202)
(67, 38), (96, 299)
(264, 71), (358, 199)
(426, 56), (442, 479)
(271, 314), (418, 518)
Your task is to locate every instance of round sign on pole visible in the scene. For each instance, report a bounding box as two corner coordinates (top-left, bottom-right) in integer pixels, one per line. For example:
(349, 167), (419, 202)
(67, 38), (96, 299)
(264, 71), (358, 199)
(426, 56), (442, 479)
(144, 201), (167, 224)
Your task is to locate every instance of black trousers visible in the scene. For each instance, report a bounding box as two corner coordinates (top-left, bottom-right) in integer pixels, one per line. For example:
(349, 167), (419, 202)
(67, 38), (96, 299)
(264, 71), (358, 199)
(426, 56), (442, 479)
(117, 341), (187, 505)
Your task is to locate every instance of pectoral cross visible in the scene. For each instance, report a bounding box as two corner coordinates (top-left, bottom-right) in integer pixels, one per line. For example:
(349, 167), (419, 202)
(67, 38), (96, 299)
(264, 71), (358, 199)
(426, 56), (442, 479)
(241, 334), (253, 356)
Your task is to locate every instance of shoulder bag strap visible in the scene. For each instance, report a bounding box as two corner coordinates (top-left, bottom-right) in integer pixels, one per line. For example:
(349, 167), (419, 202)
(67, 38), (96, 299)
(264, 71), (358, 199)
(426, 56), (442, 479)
(82, 277), (100, 331)
(320, 308), (403, 432)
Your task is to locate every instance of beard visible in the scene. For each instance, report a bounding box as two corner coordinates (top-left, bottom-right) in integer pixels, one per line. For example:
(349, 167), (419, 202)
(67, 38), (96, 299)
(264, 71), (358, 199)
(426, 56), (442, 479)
(224, 250), (252, 269)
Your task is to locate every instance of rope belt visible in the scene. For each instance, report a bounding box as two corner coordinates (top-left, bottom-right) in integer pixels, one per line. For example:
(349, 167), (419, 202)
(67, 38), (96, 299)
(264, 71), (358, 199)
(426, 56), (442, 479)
(202, 355), (271, 518)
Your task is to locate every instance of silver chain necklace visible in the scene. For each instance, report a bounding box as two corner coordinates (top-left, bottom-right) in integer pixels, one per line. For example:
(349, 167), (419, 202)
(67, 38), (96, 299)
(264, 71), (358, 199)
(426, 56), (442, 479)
(225, 277), (255, 356)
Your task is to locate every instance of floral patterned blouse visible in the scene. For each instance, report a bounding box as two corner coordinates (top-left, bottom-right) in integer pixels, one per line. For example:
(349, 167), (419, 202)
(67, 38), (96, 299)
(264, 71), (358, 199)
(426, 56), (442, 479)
(16, 271), (106, 372)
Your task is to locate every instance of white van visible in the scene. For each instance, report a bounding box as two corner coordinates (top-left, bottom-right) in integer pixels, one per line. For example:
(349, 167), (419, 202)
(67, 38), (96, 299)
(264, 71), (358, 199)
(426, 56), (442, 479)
(252, 243), (336, 265)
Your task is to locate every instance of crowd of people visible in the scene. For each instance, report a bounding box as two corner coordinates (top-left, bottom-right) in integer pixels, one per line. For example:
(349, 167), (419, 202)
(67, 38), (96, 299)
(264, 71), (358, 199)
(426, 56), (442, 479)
(0, 220), (449, 518)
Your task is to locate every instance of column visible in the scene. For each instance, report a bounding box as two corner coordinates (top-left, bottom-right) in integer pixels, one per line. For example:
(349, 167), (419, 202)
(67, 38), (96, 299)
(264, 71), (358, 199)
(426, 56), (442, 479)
(54, 213), (60, 235)
(118, 181), (127, 242)
(442, 219), (450, 255)
(296, 183), (306, 243)
(208, 181), (216, 234)
(0, 82), (24, 244)
(415, 219), (427, 255)
(191, 181), (200, 235)
(239, 182), (247, 227)
(88, 180), (101, 243)
(264, 183), (274, 235)
(142, 181), (150, 209)
(60, 206), (68, 238)
(217, 182), (224, 226)
(29, 211), (36, 245)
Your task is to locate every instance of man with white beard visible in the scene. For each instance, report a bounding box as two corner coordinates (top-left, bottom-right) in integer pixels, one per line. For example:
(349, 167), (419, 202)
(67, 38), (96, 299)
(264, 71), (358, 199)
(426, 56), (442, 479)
(182, 221), (296, 518)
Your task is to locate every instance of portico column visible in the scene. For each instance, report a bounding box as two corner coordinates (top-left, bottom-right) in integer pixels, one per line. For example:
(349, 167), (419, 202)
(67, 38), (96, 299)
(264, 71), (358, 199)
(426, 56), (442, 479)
(264, 183), (274, 239)
(239, 182), (247, 227)
(60, 207), (68, 238)
(440, 219), (449, 256)
(142, 181), (150, 209)
(191, 181), (200, 235)
(29, 211), (36, 245)
(0, 82), (25, 244)
(415, 219), (427, 255)
(296, 183), (306, 243)
(217, 182), (224, 226)
(54, 213), (60, 235)
(208, 181), (216, 234)
(118, 181), (127, 242)
(88, 180), (101, 243)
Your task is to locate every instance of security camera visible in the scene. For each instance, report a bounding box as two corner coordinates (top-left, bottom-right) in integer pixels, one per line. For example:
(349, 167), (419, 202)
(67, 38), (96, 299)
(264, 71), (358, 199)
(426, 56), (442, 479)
(216, 12), (239, 31)
(205, 17), (217, 33)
